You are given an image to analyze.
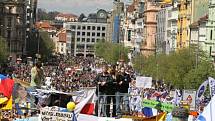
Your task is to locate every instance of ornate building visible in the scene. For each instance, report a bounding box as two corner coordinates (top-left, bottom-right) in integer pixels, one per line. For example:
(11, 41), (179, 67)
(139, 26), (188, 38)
(141, 0), (160, 56)
(0, 0), (37, 59)
(176, 0), (191, 49)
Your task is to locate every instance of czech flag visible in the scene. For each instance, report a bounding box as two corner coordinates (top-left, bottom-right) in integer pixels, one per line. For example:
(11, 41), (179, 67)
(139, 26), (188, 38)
(0, 74), (14, 98)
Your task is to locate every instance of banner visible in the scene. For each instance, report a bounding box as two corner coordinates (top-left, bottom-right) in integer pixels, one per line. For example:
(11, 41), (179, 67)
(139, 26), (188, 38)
(208, 77), (215, 97)
(136, 76), (152, 88)
(183, 90), (196, 110)
(40, 109), (73, 121)
(142, 99), (174, 112)
(196, 80), (208, 101)
(98, 117), (132, 121)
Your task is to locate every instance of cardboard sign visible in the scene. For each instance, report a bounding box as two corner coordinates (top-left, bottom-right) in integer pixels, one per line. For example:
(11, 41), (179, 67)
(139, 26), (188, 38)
(136, 76), (152, 88)
(183, 90), (196, 110)
(40, 109), (73, 121)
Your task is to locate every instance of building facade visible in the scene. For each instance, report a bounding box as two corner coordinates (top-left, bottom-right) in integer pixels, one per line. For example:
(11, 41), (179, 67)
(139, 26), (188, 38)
(176, 0), (191, 49)
(55, 13), (78, 22)
(206, 0), (215, 57)
(53, 29), (67, 55)
(65, 22), (108, 57)
(156, 7), (169, 54)
(0, 0), (26, 58)
(0, 0), (37, 58)
(167, 2), (178, 52)
(156, 2), (178, 54)
(141, 0), (160, 56)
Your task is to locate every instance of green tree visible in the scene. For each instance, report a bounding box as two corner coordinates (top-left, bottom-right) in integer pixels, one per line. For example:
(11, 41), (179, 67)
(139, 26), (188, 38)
(26, 31), (55, 61)
(132, 47), (215, 89)
(95, 41), (129, 64)
(38, 31), (55, 60)
(0, 36), (8, 63)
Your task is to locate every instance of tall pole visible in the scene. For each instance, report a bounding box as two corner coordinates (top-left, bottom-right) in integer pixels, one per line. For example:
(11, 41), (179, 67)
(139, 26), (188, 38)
(37, 30), (40, 54)
(196, 24), (200, 68)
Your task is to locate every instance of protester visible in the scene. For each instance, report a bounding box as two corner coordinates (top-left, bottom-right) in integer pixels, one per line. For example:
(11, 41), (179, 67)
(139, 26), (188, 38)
(30, 62), (44, 88)
(94, 65), (113, 117)
(115, 67), (131, 116)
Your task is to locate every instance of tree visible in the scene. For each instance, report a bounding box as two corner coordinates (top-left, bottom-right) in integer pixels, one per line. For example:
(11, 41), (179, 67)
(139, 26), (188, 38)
(38, 31), (55, 60)
(37, 8), (60, 21)
(26, 30), (55, 61)
(0, 36), (8, 63)
(132, 47), (215, 89)
(95, 41), (130, 64)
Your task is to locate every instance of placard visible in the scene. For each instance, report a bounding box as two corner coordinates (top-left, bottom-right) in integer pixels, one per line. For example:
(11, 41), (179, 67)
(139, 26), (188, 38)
(183, 90), (196, 110)
(40, 109), (73, 121)
(136, 76), (152, 88)
(142, 99), (175, 112)
(98, 117), (132, 121)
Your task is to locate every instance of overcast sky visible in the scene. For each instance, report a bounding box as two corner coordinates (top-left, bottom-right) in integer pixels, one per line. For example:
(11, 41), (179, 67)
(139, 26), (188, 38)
(38, 0), (114, 16)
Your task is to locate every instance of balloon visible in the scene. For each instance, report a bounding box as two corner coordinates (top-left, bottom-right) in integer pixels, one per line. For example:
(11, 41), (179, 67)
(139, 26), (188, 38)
(163, 0), (172, 3)
(67, 102), (76, 111)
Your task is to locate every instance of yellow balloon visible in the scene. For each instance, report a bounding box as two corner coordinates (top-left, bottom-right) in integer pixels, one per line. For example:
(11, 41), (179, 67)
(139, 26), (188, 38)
(163, 0), (172, 3)
(67, 102), (76, 111)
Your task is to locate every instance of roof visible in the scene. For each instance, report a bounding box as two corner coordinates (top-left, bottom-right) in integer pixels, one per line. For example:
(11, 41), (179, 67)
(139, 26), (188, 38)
(190, 15), (208, 28)
(56, 13), (78, 18)
(35, 21), (56, 30)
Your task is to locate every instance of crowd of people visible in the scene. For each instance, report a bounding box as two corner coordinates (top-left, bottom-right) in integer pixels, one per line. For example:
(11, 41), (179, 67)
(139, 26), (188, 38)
(0, 55), (210, 120)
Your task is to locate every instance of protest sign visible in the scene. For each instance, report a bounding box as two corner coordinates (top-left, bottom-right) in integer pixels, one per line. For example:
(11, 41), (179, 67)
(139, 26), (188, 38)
(136, 76), (152, 88)
(98, 117), (132, 121)
(183, 90), (196, 110)
(142, 99), (175, 112)
(40, 109), (73, 121)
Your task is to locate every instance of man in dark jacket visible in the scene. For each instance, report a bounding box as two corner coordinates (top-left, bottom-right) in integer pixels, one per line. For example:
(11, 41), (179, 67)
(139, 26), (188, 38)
(94, 65), (113, 117)
(115, 67), (131, 116)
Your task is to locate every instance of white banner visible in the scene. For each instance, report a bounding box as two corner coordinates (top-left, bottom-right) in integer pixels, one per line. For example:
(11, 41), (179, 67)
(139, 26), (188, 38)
(40, 109), (73, 121)
(208, 77), (215, 97)
(183, 90), (196, 110)
(135, 76), (152, 88)
(98, 117), (133, 121)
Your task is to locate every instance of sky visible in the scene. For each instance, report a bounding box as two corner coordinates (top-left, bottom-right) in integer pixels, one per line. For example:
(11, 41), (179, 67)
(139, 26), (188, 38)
(38, 0), (114, 16)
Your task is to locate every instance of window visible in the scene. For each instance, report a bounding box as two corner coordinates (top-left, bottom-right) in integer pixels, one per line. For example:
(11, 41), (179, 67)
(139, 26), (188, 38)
(92, 38), (95, 43)
(97, 26), (101, 31)
(71, 25), (76, 30)
(97, 33), (100, 37)
(82, 26), (86, 30)
(92, 32), (95, 36)
(87, 38), (90, 42)
(7, 17), (12, 27)
(87, 26), (91, 30)
(82, 32), (85, 36)
(7, 30), (11, 39)
(87, 32), (90, 36)
(102, 33), (105, 37)
(77, 25), (81, 29)
(210, 30), (213, 40)
(77, 38), (80, 42)
(102, 27), (106, 31)
(92, 26), (96, 30)
(77, 31), (80, 36)
(82, 38), (85, 42)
